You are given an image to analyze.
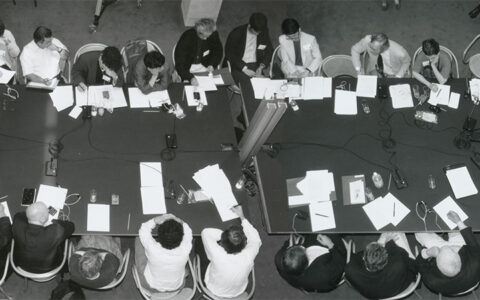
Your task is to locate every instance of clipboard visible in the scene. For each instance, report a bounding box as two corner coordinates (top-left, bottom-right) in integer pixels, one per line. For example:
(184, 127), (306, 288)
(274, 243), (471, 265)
(342, 175), (366, 205)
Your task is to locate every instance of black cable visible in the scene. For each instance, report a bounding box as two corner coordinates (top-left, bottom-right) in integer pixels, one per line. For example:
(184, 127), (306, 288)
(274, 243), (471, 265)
(0, 132), (48, 145)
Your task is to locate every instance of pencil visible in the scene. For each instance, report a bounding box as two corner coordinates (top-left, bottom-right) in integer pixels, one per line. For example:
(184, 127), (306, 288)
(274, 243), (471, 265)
(315, 213), (329, 218)
(127, 213), (131, 231)
(0, 195), (8, 200)
(393, 202), (396, 217)
(387, 173), (392, 190)
(179, 184), (189, 195)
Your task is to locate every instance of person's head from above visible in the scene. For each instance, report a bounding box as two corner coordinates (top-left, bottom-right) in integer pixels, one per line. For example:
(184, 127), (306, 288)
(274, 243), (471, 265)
(26, 202), (49, 226)
(363, 242), (389, 272)
(0, 19), (5, 37)
(281, 18), (300, 42)
(194, 18), (216, 40)
(99, 46), (123, 74)
(282, 245), (308, 276)
(33, 26), (53, 49)
(218, 224), (247, 254)
(248, 12), (268, 35)
(154, 218), (184, 250)
(79, 250), (104, 280)
(436, 246), (462, 277)
(369, 33), (390, 55)
(144, 51), (165, 75)
(422, 38), (440, 63)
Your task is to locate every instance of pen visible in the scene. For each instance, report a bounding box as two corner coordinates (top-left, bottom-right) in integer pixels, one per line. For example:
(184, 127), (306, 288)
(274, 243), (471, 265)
(387, 173), (392, 191)
(393, 202), (396, 217)
(127, 213), (131, 231)
(0, 195), (7, 200)
(179, 184), (189, 195)
(436, 89), (441, 97)
(315, 213), (329, 218)
(439, 107), (447, 112)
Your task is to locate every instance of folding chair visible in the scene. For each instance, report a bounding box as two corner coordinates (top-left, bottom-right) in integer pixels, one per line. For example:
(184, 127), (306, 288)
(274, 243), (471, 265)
(412, 45), (459, 79)
(321, 55), (358, 78)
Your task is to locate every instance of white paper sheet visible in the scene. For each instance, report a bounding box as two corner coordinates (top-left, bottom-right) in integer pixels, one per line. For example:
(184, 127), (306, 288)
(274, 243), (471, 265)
(334, 90), (357, 115)
(356, 75), (377, 98)
(185, 86), (207, 106)
(194, 76), (218, 91)
(109, 87), (128, 108)
(309, 201), (336, 231)
(76, 88), (88, 106)
(362, 196), (392, 230)
(433, 196), (468, 229)
(288, 195), (309, 207)
(128, 87), (151, 108)
(428, 84), (450, 106)
(445, 166), (478, 199)
(49, 85), (74, 112)
(383, 193), (410, 226)
(0, 202), (12, 223)
(140, 187), (166, 214)
(448, 92), (460, 109)
(322, 77), (332, 98)
(250, 78), (288, 100)
(470, 78), (480, 99)
(140, 162), (163, 187)
(87, 204), (110, 232)
(36, 184), (68, 221)
(0, 67), (15, 84)
(27, 78), (58, 91)
(212, 75), (224, 85)
(389, 84), (414, 109)
(349, 180), (366, 204)
(301, 77), (324, 100)
(68, 106), (83, 119)
(148, 90), (171, 107)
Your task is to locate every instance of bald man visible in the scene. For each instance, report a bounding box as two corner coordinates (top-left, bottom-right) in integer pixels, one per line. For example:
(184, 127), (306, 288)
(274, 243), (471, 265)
(12, 202), (74, 273)
(415, 211), (480, 295)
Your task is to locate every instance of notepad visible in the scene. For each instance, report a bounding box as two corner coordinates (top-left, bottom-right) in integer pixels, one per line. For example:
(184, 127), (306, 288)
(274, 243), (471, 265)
(140, 187), (166, 214)
(383, 193), (410, 226)
(356, 75), (377, 98)
(0, 67), (15, 84)
(309, 201), (336, 231)
(428, 84), (450, 106)
(140, 162), (163, 187)
(448, 92), (460, 109)
(334, 90), (357, 115)
(76, 85), (127, 108)
(362, 196), (391, 230)
(194, 76), (218, 91)
(445, 166), (478, 199)
(87, 204), (110, 232)
(433, 196), (468, 229)
(389, 84), (414, 109)
(50, 85), (74, 112)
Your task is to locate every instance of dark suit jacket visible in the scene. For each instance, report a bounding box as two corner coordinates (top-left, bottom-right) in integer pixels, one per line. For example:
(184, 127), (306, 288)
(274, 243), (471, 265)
(174, 28), (223, 81)
(12, 212), (74, 273)
(275, 234), (346, 292)
(134, 53), (170, 94)
(72, 51), (124, 87)
(0, 216), (12, 269)
(345, 241), (417, 299)
(224, 24), (273, 72)
(416, 227), (480, 295)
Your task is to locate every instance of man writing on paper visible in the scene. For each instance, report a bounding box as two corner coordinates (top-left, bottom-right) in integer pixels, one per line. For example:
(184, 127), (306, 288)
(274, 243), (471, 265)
(351, 33), (410, 78)
(412, 39), (451, 93)
(345, 232), (417, 299)
(278, 18), (322, 79)
(136, 214), (192, 292)
(0, 19), (20, 72)
(72, 46), (124, 92)
(224, 13), (273, 84)
(275, 234), (346, 292)
(134, 51), (170, 94)
(20, 26), (69, 85)
(12, 202), (74, 273)
(415, 211), (480, 295)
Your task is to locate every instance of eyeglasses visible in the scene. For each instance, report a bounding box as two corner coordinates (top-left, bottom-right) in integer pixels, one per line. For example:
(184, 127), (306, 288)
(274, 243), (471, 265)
(415, 201), (443, 232)
(3, 85), (19, 100)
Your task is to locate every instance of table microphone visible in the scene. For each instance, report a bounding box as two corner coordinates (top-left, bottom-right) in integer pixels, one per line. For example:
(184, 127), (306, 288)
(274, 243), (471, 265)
(463, 101), (478, 132)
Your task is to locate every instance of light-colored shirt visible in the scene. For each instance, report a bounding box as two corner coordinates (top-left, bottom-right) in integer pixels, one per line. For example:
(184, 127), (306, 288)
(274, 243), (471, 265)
(202, 219), (262, 298)
(242, 29), (257, 64)
(20, 38), (67, 78)
(139, 219), (192, 291)
(0, 29), (20, 69)
(306, 245), (329, 266)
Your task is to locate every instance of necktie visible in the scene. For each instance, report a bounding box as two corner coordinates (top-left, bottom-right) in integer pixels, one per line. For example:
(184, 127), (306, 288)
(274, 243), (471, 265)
(376, 54), (385, 78)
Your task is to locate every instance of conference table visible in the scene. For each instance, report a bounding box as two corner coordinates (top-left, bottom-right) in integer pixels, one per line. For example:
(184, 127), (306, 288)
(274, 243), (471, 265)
(0, 83), (246, 235)
(240, 77), (480, 234)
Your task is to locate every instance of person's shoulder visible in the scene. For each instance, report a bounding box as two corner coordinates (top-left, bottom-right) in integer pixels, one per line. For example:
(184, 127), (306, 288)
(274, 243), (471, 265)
(182, 28), (196, 37)
(301, 31), (315, 40)
(22, 40), (36, 52)
(4, 29), (15, 38)
(278, 34), (288, 44)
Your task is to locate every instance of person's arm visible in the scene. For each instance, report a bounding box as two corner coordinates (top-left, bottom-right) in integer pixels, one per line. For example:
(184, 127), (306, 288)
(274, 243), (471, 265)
(447, 211), (478, 248)
(71, 54), (89, 90)
(260, 31), (274, 70)
(201, 228), (224, 261)
(351, 36), (369, 75)
(50, 39), (69, 78)
(207, 31), (223, 69)
(430, 55), (448, 85)
(225, 28), (246, 72)
(138, 218), (157, 249)
(412, 71), (437, 90)
(114, 68), (124, 87)
(395, 44), (411, 78)
(175, 30), (195, 82)
(306, 36), (322, 74)
(3, 30), (20, 59)
(239, 219), (262, 258)
(53, 219), (75, 238)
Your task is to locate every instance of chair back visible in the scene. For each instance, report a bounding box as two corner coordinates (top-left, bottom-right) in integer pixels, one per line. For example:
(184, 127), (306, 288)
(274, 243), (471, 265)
(97, 248), (130, 290)
(10, 239), (69, 282)
(463, 34), (480, 78)
(411, 45), (459, 79)
(442, 281), (480, 298)
(380, 273), (421, 300)
(269, 46), (283, 79)
(73, 43), (108, 64)
(321, 55), (358, 78)
(0, 252), (10, 286)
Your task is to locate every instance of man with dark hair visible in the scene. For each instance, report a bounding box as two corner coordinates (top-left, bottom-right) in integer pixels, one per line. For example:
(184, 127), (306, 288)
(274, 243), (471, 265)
(69, 235), (123, 289)
(20, 26), (69, 85)
(412, 38), (451, 92)
(72, 46), (124, 92)
(351, 33), (410, 78)
(0, 19), (20, 71)
(224, 12), (273, 83)
(136, 214), (192, 292)
(200, 206), (261, 298)
(345, 232), (417, 299)
(277, 18), (322, 78)
(134, 51), (170, 94)
(275, 234), (347, 292)
(12, 202), (74, 273)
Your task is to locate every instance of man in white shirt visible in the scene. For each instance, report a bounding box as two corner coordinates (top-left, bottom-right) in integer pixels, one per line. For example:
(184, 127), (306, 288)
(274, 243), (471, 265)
(20, 26), (69, 85)
(136, 214), (192, 292)
(0, 19), (20, 71)
(200, 206), (261, 298)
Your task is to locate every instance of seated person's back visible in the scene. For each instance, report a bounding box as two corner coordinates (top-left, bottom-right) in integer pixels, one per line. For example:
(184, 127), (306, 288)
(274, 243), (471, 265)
(0, 205), (12, 269)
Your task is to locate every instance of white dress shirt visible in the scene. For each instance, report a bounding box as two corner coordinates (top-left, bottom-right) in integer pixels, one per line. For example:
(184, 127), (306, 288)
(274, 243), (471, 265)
(242, 29), (257, 64)
(202, 219), (262, 298)
(20, 38), (67, 78)
(0, 29), (20, 70)
(139, 219), (193, 291)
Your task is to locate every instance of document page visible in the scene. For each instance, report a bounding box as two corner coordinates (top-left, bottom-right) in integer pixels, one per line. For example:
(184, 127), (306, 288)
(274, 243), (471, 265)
(36, 184), (68, 222)
(334, 90), (357, 115)
(128, 87), (150, 108)
(140, 187), (166, 214)
(428, 84), (450, 106)
(139, 162), (163, 187)
(383, 193), (410, 226)
(389, 84), (414, 109)
(362, 196), (392, 230)
(185, 85), (207, 106)
(445, 166), (478, 199)
(87, 204), (110, 232)
(433, 196), (468, 229)
(49, 85), (74, 112)
(194, 76), (217, 91)
(356, 75), (377, 98)
(309, 201), (336, 232)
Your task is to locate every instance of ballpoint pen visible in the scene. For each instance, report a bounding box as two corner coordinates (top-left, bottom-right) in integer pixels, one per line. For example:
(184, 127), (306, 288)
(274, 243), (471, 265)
(387, 173), (392, 190)
(393, 202), (396, 217)
(315, 213), (329, 218)
(127, 213), (131, 231)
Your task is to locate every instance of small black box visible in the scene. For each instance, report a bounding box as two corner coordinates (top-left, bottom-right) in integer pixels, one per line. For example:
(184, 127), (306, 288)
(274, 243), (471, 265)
(166, 134), (177, 149)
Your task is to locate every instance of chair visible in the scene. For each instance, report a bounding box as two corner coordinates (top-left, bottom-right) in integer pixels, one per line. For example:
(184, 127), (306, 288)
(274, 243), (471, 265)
(194, 254), (255, 300)
(132, 259), (197, 300)
(321, 55), (358, 78)
(463, 34), (480, 78)
(412, 45), (459, 79)
(73, 43), (108, 64)
(171, 43), (182, 83)
(67, 243), (131, 290)
(10, 239), (69, 283)
(269, 46), (283, 79)
(0, 252), (11, 300)
(439, 282), (479, 300)
(120, 39), (163, 84)
(380, 273), (422, 300)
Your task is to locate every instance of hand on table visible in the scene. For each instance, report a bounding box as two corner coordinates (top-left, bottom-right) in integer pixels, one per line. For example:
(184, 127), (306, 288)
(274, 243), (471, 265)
(316, 234), (334, 249)
(429, 83), (439, 93)
(243, 68), (256, 77)
(191, 77), (199, 86)
(447, 211), (461, 223)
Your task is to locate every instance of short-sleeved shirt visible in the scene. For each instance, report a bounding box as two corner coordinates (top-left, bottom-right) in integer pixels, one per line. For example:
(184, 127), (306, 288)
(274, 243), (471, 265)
(20, 38), (67, 78)
(413, 51), (451, 82)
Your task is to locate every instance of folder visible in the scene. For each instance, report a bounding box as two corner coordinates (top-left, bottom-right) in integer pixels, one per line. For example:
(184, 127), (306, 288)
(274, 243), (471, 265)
(342, 175), (366, 205)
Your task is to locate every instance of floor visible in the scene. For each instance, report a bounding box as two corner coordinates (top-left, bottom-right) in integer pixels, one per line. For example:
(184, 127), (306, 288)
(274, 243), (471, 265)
(1, 0), (480, 299)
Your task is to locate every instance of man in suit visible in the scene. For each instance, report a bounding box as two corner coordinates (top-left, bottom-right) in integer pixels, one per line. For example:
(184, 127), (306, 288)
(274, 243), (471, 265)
(72, 46), (124, 92)
(278, 18), (322, 79)
(0, 205), (12, 270)
(415, 211), (480, 295)
(134, 51), (170, 94)
(12, 202), (74, 273)
(224, 12), (273, 84)
(345, 232), (417, 299)
(275, 234), (346, 292)
(174, 18), (223, 85)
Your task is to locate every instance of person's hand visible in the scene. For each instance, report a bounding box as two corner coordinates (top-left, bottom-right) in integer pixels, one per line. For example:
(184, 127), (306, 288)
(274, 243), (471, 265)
(43, 78), (52, 86)
(316, 234), (334, 249)
(429, 83), (439, 93)
(231, 205), (245, 219)
(429, 55), (439, 65)
(426, 246), (440, 258)
(191, 77), (199, 86)
(0, 204), (5, 218)
(447, 211), (461, 224)
(149, 73), (158, 87)
(207, 65), (214, 73)
(1, 36), (10, 46)
(255, 65), (265, 77)
(76, 82), (87, 92)
(243, 68), (256, 77)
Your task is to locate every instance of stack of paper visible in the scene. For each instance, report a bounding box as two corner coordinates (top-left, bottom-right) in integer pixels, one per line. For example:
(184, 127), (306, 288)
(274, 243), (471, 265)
(193, 164), (238, 222)
(185, 86), (208, 106)
(362, 193), (410, 230)
(389, 84), (414, 109)
(433, 196), (468, 229)
(76, 85), (128, 108)
(300, 77), (332, 100)
(428, 84), (450, 106)
(334, 90), (357, 115)
(36, 184), (68, 223)
(139, 162), (166, 215)
(87, 204), (110, 232)
(128, 88), (171, 108)
(356, 75), (377, 98)
(0, 67), (15, 84)
(309, 201), (336, 231)
(49, 85), (74, 112)
(288, 170), (336, 207)
(445, 166), (478, 199)
(194, 76), (217, 91)
(250, 78), (288, 99)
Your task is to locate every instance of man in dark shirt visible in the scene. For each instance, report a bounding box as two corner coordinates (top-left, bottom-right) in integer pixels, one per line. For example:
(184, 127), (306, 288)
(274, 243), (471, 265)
(415, 211), (480, 295)
(345, 232), (417, 299)
(275, 234), (346, 292)
(134, 51), (170, 95)
(12, 202), (74, 273)
(0, 205), (12, 269)
(174, 18), (223, 85)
